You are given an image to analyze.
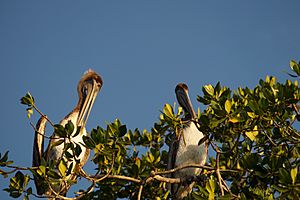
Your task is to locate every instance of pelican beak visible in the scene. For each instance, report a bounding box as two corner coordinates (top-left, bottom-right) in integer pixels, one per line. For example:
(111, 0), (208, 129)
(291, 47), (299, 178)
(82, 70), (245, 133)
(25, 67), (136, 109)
(77, 79), (101, 129)
(176, 84), (196, 119)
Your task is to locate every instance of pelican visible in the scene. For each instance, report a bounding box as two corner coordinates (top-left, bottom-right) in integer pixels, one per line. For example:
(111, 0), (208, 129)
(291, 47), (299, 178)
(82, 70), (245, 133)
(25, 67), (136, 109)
(168, 83), (207, 200)
(32, 69), (103, 197)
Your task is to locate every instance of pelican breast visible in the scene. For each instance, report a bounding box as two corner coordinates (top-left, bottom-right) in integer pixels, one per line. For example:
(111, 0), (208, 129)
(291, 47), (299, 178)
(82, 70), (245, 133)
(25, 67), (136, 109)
(175, 122), (206, 177)
(46, 112), (88, 165)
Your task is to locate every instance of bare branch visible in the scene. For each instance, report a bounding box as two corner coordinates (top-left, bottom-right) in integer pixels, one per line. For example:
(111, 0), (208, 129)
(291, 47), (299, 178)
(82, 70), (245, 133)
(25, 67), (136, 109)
(93, 174), (141, 184)
(152, 175), (180, 184)
(154, 163), (241, 176)
(137, 185), (143, 200)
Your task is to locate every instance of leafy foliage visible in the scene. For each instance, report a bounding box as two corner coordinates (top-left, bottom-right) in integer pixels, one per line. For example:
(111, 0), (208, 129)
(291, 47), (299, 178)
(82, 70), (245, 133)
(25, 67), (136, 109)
(1, 60), (300, 199)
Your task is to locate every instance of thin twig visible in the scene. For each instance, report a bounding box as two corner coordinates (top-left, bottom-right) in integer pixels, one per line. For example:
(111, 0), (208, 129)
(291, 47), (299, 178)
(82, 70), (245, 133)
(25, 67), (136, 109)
(5, 165), (38, 171)
(210, 142), (225, 196)
(155, 163), (241, 176)
(32, 104), (55, 127)
(80, 153), (115, 183)
(292, 104), (299, 115)
(221, 178), (230, 193)
(30, 121), (61, 140)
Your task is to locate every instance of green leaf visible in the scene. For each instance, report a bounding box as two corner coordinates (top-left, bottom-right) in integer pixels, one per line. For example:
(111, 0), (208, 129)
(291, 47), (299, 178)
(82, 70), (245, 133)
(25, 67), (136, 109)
(163, 104), (174, 119)
(54, 124), (67, 138)
(5, 171), (27, 198)
(20, 92), (35, 107)
(47, 169), (61, 179)
(203, 84), (214, 96)
(73, 126), (81, 138)
(135, 158), (141, 169)
(66, 162), (73, 176)
(206, 177), (215, 200)
(247, 112), (256, 118)
(240, 153), (259, 169)
(65, 120), (74, 137)
(37, 165), (46, 176)
(279, 168), (291, 184)
(0, 151), (9, 164)
(290, 60), (300, 76)
(26, 108), (33, 119)
(228, 116), (242, 123)
(248, 100), (263, 115)
(245, 126), (258, 141)
(83, 136), (96, 149)
(291, 167), (298, 185)
(146, 152), (155, 163)
(50, 139), (64, 148)
(74, 144), (82, 157)
(225, 99), (232, 114)
(58, 160), (67, 177)
(65, 151), (73, 160)
(118, 125), (127, 137)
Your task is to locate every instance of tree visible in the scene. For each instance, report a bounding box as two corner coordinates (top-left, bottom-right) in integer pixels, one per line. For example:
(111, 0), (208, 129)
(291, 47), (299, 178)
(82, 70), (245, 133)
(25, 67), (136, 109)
(1, 60), (300, 200)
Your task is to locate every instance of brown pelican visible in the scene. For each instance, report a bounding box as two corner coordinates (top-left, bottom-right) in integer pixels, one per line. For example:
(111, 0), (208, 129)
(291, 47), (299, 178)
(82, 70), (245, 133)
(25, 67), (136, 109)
(32, 69), (103, 197)
(168, 83), (207, 200)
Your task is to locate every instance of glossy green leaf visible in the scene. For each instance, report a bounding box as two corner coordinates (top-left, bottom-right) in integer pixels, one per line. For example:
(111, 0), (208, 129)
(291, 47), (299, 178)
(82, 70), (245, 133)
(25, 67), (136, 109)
(74, 143), (82, 157)
(20, 92), (35, 107)
(291, 167), (298, 185)
(26, 108), (33, 119)
(290, 60), (300, 76)
(65, 151), (74, 160)
(118, 125), (127, 137)
(50, 139), (64, 149)
(163, 104), (174, 119)
(203, 84), (214, 96)
(37, 165), (46, 176)
(245, 126), (258, 141)
(58, 160), (67, 176)
(206, 177), (215, 200)
(247, 112), (256, 118)
(65, 120), (74, 137)
(54, 124), (67, 138)
(279, 168), (291, 184)
(225, 99), (232, 114)
(66, 162), (73, 176)
(146, 152), (154, 163)
(82, 136), (96, 149)
(0, 151), (9, 164)
(47, 169), (61, 179)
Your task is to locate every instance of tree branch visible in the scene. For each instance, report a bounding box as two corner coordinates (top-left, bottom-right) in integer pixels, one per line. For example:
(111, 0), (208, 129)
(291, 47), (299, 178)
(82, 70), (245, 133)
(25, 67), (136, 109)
(32, 104), (55, 127)
(137, 185), (143, 200)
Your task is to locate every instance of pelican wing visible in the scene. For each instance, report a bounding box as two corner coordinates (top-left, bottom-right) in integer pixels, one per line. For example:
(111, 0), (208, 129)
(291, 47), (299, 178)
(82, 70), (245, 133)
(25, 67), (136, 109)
(32, 116), (47, 195)
(167, 133), (179, 195)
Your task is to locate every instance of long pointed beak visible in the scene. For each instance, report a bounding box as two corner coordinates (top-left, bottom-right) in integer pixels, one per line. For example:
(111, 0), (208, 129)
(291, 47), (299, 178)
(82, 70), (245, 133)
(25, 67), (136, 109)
(77, 79), (99, 129)
(176, 88), (196, 119)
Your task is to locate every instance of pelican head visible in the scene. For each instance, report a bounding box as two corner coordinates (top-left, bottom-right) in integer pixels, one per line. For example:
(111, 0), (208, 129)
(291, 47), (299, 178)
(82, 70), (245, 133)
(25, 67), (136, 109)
(175, 83), (196, 120)
(76, 69), (103, 128)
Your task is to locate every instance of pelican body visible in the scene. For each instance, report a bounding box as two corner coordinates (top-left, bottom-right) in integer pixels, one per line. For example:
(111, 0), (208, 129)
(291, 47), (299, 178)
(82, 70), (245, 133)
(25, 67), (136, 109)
(32, 70), (102, 197)
(168, 83), (207, 200)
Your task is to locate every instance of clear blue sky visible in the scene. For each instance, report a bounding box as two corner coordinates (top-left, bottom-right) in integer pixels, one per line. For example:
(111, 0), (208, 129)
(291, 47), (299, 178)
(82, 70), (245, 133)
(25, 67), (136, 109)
(0, 1), (299, 199)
